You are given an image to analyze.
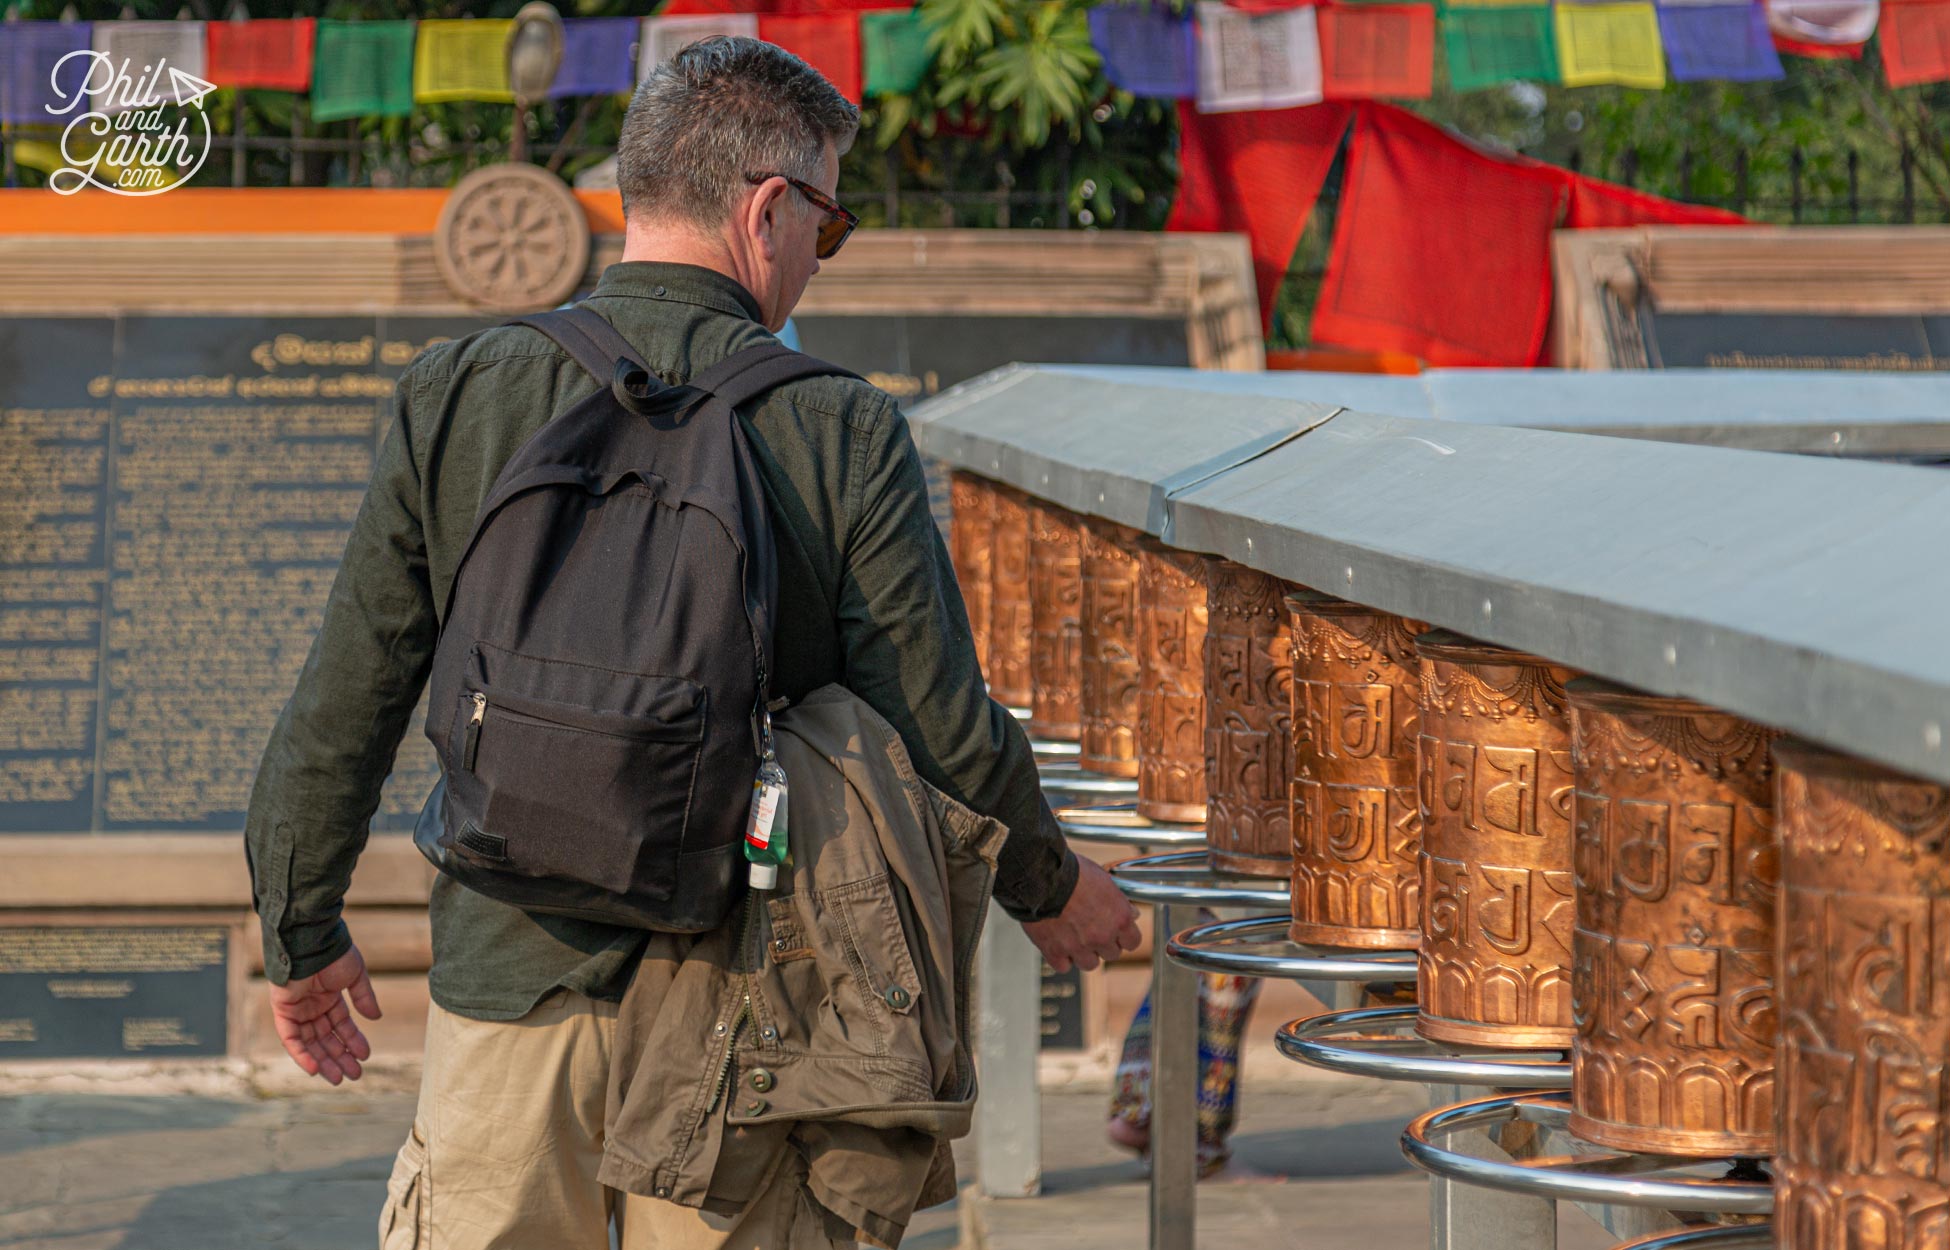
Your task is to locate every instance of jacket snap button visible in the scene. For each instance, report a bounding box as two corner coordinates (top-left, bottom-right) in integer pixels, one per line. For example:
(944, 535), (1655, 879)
(713, 1021), (728, 1037)
(884, 985), (910, 1010)
(772, 937), (788, 951)
(748, 1068), (775, 1093)
(759, 1026), (779, 1043)
(654, 1186), (671, 1199)
(743, 1098), (768, 1116)
(654, 285), (667, 297)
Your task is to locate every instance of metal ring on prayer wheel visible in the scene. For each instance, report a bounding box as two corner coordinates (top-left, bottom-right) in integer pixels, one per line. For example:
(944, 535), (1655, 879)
(1201, 559), (1293, 877)
(1566, 678), (1781, 1158)
(1413, 631), (1579, 1049)
(1773, 740), (1950, 1250)
(1077, 519), (1142, 778)
(1286, 591), (1428, 947)
(986, 484), (1034, 709)
(1026, 500), (1083, 741)
(947, 471), (994, 673)
(1134, 540), (1208, 825)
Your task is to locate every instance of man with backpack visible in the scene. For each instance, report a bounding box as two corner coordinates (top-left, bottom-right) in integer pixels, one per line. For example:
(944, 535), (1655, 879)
(242, 34), (1139, 1250)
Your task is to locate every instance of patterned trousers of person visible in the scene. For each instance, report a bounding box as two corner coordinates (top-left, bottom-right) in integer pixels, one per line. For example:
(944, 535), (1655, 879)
(1107, 969), (1261, 1175)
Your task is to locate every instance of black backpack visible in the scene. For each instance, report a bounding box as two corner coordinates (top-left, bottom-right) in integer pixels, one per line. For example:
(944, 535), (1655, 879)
(413, 306), (855, 932)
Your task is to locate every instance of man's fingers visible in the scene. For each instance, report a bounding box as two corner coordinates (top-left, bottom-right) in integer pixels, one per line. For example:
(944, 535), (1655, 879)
(1043, 950), (1074, 974)
(1074, 950), (1103, 971)
(279, 1033), (321, 1077)
(1117, 914), (1143, 950)
(347, 971), (383, 1020)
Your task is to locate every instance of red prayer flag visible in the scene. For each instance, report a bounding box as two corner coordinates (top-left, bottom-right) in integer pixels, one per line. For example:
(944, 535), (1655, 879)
(661, 0), (777, 15)
(1881, 0), (1950, 84)
(1310, 103), (1567, 368)
(1565, 176), (1747, 227)
(759, 14), (863, 99)
(1318, 4), (1435, 98)
(1167, 100), (1353, 334)
(205, 17), (315, 91)
(781, 0), (912, 11)
(1222, 0), (1315, 11)
(1773, 31), (1868, 51)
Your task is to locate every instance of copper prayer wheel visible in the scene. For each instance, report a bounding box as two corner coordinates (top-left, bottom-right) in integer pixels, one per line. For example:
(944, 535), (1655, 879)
(1077, 519), (1142, 778)
(1134, 540), (1208, 824)
(1415, 631), (1579, 1048)
(948, 471), (994, 672)
(1026, 501), (1084, 741)
(1775, 741), (1950, 1250)
(1287, 592), (1428, 946)
(986, 484), (1034, 709)
(1566, 679), (1780, 1158)
(1201, 560), (1292, 877)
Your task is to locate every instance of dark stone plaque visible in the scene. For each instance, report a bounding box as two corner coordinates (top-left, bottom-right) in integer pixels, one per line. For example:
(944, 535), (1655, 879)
(1642, 309), (1950, 371)
(1039, 962), (1085, 1050)
(0, 926), (227, 1058)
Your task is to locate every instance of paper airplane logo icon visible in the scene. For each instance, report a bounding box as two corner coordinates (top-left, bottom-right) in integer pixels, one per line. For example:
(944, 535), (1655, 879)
(167, 65), (218, 109)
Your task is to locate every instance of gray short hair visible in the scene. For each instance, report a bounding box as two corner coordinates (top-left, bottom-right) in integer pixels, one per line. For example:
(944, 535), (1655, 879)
(618, 36), (860, 228)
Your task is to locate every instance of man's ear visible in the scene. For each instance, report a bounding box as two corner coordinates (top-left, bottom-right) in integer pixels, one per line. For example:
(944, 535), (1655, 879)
(745, 177), (790, 261)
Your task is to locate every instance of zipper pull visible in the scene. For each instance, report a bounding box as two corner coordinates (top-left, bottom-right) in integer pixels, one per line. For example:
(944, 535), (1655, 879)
(463, 693), (486, 771)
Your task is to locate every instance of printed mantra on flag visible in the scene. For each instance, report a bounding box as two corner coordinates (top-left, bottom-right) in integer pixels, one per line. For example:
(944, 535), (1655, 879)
(44, 49), (216, 196)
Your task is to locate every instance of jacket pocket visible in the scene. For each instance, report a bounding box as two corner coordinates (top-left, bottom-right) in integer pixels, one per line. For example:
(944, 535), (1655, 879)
(825, 876), (925, 1033)
(377, 1123), (427, 1250)
(444, 643), (705, 897)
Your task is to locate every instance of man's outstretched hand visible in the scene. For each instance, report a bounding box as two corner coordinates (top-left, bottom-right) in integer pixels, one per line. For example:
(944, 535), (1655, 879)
(267, 943), (382, 1085)
(1021, 857), (1142, 973)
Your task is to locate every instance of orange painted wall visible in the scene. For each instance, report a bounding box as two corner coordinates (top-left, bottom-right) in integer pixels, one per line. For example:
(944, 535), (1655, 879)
(0, 188), (626, 234)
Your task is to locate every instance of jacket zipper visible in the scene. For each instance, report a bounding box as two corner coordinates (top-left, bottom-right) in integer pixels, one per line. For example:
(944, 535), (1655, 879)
(463, 692), (486, 771)
(704, 894), (760, 1114)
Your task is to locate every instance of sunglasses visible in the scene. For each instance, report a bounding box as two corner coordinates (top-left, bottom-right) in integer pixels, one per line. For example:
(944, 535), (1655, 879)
(746, 171), (858, 260)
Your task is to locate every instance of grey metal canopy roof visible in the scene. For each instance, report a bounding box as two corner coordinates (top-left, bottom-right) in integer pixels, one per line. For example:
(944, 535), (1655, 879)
(912, 365), (1950, 785)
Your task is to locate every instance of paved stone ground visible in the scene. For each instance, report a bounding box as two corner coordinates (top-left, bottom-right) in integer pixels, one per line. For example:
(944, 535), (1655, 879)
(0, 1079), (1623, 1250)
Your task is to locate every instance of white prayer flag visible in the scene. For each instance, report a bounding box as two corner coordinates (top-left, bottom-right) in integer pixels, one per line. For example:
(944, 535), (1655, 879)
(90, 21), (208, 113)
(1194, 2), (1323, 114)
(1766, 0), (1879, 45)
(638, 15), (761, 83)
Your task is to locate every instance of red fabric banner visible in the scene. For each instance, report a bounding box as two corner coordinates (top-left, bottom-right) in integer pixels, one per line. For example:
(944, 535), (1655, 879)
(665, 0), (905, 12)
(1881, 0), (1950, 84)
(1565, 176), (1747, 227)
(758, 14), (863, 98)
(1167, 100), (1352, 334)
(205, 17), (316, 91)
(1318, 4), (1436, 98)
(1310, 103), (1566, 367)
(1773, 31), (1868, 52)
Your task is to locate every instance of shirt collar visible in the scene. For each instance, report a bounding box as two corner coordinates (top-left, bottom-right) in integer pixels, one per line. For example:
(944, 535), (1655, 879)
(589, 261), (766, 324)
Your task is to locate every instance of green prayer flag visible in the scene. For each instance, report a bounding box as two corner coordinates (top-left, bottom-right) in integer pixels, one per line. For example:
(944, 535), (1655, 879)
(861, 11), (931, 97)
(311, 20), (416, 122)
(1440, 6), (1558, 91)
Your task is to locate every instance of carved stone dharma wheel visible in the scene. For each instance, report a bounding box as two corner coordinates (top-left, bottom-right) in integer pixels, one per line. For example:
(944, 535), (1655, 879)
(1026, 501), (1084, 741)
(948, 472), (995, 673)
(1774, 740), (1950, 1250)
(1567, 679), (1780, 1158)
(1198, 560), (1292, 877)
(1135, 540), (1208, 825)
(986, 485), (1034, 709)
(1414, 631), (1579, 1049)
(1287, 591), (1428, 946)
(1078, 519), (1143, 778)
(434, 163), (591, 312)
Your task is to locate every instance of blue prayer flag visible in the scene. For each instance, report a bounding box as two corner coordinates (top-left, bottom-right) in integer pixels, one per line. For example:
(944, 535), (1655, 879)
(1086, 4), (1197, 99)
(549, 17), (640, 98)
(1655, 1), (1784, 80)
(2, 22), (92, 124)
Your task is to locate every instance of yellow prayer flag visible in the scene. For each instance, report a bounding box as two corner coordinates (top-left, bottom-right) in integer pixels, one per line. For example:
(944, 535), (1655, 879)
(1553, 3), (1666, 88)
(413, 18), (515, 104)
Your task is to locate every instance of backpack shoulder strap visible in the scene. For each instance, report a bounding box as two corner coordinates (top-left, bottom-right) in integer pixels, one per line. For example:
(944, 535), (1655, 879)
(504, 307), (649, 382)
(689, 342), (863, 411)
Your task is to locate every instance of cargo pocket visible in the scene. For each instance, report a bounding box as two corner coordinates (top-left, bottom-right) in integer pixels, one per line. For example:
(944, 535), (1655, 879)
(377, 1123), (427, 1250)
(446, 643), (706, 896)
(827, 878), (925, 1033)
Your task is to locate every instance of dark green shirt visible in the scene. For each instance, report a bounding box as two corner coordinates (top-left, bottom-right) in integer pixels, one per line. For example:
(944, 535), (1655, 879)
(243, 261), (1078, 1021)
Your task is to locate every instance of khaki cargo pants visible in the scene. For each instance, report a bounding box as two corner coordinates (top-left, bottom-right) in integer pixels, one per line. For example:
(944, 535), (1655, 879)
(379, 989), (851, 1250)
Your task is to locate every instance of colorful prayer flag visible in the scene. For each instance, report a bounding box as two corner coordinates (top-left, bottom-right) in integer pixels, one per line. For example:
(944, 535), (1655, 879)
(1440, 7), (1559, 89)
(1767, 0), (1878, 51)
(1880, 0), (1950, 83)
(310, 20), (415, 123)
(1654, 1), (1782, 80)
(1311, 103), (1568, 367)
(1086, 4), (1197, 99)
(205, 17), (315, 91)
(780, 0), (916, 11)
(1553, 2), (1666, 87)
(1168, 100), (1353, 333)
(1318, 4), (1436, 98)
(860, 9), (932, 94)
(548, 18), (639, 97)
(91, 20), (207, 113)
(758, 14), (863, 101)
(640, 14), (761, 81)
(1565, 175), (1747, 226)
(1, 21), (91, 124)
(413, 19), (514, 104)
(1194, 2), (1323, 113)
